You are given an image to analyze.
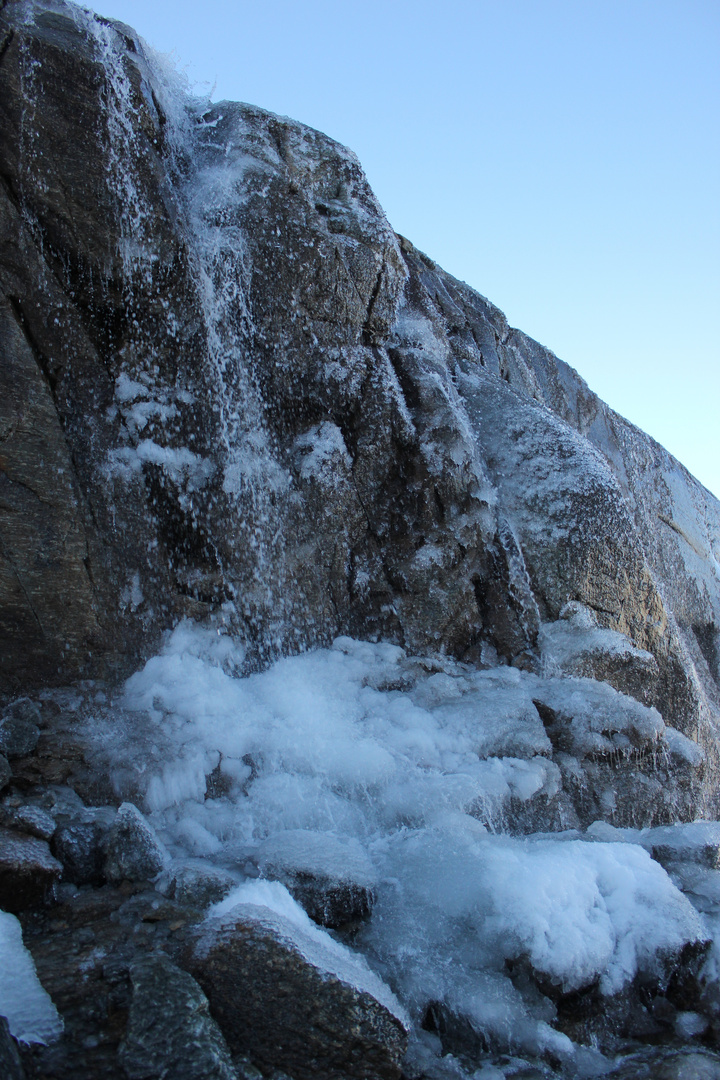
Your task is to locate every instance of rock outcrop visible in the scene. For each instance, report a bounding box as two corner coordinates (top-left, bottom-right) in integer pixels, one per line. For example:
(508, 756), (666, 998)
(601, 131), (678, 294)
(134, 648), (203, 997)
(1, 0), (717, 795)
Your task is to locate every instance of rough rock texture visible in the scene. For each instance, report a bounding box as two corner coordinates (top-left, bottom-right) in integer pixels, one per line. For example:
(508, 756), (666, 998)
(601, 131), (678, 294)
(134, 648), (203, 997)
(103, 802), (166, 883)
(184, 905), (409, 1080)
(0, 827), (62, 910)
(0, 700), (41, 758)
(119, 953), (238, 1080)
(0, 1), (717, 814)
(17, 884), (204, 1079)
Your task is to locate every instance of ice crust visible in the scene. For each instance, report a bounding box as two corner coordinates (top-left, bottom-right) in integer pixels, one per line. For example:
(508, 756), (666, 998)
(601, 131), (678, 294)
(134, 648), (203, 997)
(113, 622), (712, 1057)
(0, 911), (62, 1045)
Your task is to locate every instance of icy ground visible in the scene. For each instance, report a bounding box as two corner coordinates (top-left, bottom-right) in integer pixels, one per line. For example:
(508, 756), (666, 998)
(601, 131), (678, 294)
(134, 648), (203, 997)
(25, 620), (706, 1075)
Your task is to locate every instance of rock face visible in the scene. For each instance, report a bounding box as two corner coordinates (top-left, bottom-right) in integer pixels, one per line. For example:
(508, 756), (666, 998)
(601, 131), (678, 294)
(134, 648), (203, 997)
(0, 0), (717, 808)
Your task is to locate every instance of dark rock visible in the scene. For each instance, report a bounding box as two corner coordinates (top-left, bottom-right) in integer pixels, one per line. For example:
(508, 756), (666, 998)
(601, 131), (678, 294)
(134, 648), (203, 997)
(156, 862), (237, 909)
(644, 824), (720, 872)
(0, 803), (56, 840)
(0, 754), (10, 792)
(119, 952), (238, 1080)
(284, 874), (374, 929)
(0, 699), (41, 758)
(257, 831), (377, 929)
(184, 904), (408, 1080)
(0, 1016), (25, 1080)
(0, 827), (62, 910)
(104, 803), (167, 883)
(421, 1000), (488, 1060)
(611, 1047), (720, 1079)
(52, 817), (108, 884)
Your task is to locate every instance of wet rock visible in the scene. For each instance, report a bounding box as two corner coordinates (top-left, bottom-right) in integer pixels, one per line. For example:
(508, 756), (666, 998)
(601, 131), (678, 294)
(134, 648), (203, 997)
(104, 803), (167, 883)
(0, 1016), (25, 1080)
(611, 1047), (720, 1079)
(119, 953), (238, 1080)
(0, 755), (11, 792)
(421, 1000), (489, 1061)
(0, 803), (56, 840)
(184, 902), (408, 1080)
(257, 831), (377, 929)
(156, 861), (238, 910)
(643, 823), (720, 871)
(0, 828), (63, 911)
(0, 700), (41, 759)
(284, 875), (375, 929)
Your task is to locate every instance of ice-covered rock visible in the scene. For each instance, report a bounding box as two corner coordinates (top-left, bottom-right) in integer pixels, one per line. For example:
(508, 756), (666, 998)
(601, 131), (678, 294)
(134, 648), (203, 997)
(642, 822), (720, 871)
(0, 804), (56, 841)
(0, 0), (719, 1074)
(156, 861), (238, 910)
(539, 605), (661, 706)
(0, 1), (717, 804)
(104, 802), (167, 883)
(256, 830), (377, 927)
(185, 881), (409, 1079)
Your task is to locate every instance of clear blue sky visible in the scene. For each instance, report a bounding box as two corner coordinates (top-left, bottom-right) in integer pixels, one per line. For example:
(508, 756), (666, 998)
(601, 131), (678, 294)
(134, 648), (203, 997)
(85, 0), (719, 499)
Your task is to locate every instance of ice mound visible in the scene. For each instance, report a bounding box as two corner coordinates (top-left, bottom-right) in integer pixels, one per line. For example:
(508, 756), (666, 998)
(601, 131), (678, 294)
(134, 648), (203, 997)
(111, 622), (709, 1057)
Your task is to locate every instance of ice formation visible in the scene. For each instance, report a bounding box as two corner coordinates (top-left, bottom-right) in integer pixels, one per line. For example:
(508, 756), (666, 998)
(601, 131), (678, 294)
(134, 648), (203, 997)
(77, 621), (710, 1062)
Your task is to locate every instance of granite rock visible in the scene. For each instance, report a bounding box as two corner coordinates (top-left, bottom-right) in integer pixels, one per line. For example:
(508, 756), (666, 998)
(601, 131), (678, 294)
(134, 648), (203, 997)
(0, 827), (63, 910)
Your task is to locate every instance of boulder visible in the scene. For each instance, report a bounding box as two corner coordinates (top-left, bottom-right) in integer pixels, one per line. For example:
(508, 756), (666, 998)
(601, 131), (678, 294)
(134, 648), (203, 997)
(0, 700), (41, 759)
(104, 803), (167, 883)
(184, 902), (409, 1080)
(642, 823), (720, 872)
(119, 953), (238, 1080)
(0, 828), (62, 911)
(0, 755), (10, 792)
(52, 816), (109, 885)
(156, 862), (238, 910)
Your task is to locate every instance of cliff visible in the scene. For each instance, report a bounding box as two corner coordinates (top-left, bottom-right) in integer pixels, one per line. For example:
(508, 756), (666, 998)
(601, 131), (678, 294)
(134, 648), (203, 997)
(2, 2), (720, 1077)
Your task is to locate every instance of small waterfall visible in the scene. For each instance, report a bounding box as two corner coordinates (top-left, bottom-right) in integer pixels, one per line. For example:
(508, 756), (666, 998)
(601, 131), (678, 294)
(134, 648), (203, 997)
(71, 8), (295, 658)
